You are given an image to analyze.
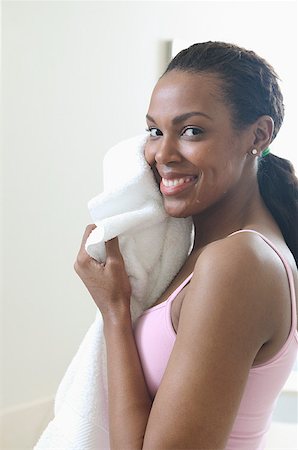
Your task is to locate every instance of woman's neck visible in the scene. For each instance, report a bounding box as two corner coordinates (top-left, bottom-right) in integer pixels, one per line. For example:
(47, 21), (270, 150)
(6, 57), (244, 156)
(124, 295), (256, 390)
(191, 184), (269, 251)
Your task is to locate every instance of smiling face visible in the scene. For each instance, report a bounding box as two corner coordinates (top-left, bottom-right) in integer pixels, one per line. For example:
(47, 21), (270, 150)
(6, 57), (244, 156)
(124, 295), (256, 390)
(144, 70), (257, 219)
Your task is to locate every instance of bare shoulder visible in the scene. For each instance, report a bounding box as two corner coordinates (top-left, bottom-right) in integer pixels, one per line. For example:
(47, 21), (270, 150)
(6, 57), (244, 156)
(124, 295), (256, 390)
(197, 229), (291, 271)
(185, 230), (296, 347)
(192, 230), (294, 295)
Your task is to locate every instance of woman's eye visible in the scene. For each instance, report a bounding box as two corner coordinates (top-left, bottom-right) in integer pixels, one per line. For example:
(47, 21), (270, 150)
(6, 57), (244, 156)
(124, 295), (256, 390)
(146, 127), (163, 137)
(182, 127), (202, 137)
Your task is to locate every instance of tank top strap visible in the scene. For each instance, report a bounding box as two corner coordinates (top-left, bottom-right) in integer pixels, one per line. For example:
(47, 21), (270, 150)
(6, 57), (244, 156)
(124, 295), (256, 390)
(166, 272), (194, 306)
(227, 229), (297, 338)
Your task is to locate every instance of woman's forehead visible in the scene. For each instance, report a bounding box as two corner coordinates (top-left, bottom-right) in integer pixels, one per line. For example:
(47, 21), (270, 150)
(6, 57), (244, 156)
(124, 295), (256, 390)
(148, 71), (226, 119)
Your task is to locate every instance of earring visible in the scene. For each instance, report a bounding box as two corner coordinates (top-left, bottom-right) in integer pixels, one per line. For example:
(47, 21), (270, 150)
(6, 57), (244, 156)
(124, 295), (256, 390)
(251, 148), (258, 155)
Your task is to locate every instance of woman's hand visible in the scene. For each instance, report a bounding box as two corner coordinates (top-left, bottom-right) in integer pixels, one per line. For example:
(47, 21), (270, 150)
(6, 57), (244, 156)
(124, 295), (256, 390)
(74, 224), (132, 318)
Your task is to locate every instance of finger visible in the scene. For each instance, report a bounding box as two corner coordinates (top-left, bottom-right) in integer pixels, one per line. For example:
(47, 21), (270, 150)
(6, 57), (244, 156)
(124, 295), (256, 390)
(78, 224), (97, 256)
(105, 236), (122, 261)
(75, 225), (101, 271)
(80, 223), (96, 245)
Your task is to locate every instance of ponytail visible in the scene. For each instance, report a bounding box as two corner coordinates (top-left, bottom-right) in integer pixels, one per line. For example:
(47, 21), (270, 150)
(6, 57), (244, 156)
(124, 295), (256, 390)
(258, 154), (298, 266)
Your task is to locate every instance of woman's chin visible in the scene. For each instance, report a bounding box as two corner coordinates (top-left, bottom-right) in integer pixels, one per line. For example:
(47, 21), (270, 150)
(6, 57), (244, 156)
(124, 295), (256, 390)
(163, 204), (192, 219)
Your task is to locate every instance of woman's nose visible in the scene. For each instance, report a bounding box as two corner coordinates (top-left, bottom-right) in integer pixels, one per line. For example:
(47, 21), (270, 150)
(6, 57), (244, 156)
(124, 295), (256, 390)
(150, 136), (182, 165)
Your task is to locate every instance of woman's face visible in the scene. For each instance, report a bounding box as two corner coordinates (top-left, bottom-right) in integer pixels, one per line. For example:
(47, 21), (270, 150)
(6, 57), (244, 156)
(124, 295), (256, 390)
(144, 70), (255, 219)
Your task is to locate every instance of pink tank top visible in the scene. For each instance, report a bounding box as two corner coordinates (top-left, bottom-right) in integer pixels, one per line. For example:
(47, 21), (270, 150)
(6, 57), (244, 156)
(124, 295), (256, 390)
(134, 230), (298, 449)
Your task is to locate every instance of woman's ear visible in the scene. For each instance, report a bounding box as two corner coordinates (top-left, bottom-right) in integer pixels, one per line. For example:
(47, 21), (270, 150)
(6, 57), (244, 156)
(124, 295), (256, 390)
(252, 115), (274, 151)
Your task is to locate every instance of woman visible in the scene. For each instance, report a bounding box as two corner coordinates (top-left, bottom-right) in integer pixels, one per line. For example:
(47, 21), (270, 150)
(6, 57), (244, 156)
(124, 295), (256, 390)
(74, 42), (298, 449)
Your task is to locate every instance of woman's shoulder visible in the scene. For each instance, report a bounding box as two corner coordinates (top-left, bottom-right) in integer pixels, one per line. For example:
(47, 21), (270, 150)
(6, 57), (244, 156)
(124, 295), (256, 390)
(186, 228), (297, 342)
(188, 230), (278, 309)
(192, 229), (296, 302)
(174, 230), (283, 376)
(196, 228), (296, 279)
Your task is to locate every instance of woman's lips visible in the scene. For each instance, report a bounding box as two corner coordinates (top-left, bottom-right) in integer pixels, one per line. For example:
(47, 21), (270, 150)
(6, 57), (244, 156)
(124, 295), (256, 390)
(160, 176), (198, 196)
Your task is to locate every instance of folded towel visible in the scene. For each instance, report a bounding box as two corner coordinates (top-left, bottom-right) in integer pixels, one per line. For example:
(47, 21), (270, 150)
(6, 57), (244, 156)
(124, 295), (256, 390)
(34, 134), (193, 449)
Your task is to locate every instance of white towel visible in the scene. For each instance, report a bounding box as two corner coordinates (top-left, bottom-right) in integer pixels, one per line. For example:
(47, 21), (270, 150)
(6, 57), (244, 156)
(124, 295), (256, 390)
(34, 134), (193, 449)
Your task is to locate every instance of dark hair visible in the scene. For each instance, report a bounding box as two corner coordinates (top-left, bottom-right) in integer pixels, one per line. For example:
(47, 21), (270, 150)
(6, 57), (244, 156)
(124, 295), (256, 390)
(164, 41), (298, 266)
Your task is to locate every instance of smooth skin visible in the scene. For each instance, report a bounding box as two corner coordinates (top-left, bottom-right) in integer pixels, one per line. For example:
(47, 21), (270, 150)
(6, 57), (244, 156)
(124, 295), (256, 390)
(74, 71), (298, 449)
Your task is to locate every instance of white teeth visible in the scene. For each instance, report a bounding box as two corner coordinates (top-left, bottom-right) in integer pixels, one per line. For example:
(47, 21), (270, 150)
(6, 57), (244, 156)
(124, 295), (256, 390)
(162, 177), (194, 187)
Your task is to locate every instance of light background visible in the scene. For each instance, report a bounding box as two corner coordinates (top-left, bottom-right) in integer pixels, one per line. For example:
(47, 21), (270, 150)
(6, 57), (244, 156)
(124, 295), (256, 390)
(1, 1), (297, 448)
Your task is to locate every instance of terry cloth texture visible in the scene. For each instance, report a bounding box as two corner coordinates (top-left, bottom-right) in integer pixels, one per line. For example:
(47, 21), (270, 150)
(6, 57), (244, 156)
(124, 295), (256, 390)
(34, 134), (193, 449)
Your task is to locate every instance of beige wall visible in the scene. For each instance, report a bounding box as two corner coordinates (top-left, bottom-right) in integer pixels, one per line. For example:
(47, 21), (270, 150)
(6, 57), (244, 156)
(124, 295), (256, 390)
(1, 0), (297, 447)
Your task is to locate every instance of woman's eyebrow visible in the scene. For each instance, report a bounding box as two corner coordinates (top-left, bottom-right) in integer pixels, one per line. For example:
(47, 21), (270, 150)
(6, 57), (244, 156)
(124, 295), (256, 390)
(146, 111), (212, 124)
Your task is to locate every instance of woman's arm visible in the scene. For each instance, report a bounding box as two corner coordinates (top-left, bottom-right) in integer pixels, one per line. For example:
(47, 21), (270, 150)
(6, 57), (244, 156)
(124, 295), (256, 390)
(75, 226), (276, 449)
(104, 314), (152, 449)
(142, 234), (276, 449)
(74, 225), (152, 449)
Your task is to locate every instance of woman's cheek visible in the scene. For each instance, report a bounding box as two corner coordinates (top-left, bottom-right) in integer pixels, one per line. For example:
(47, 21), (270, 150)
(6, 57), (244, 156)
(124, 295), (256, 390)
(144, 141), (155, 166)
